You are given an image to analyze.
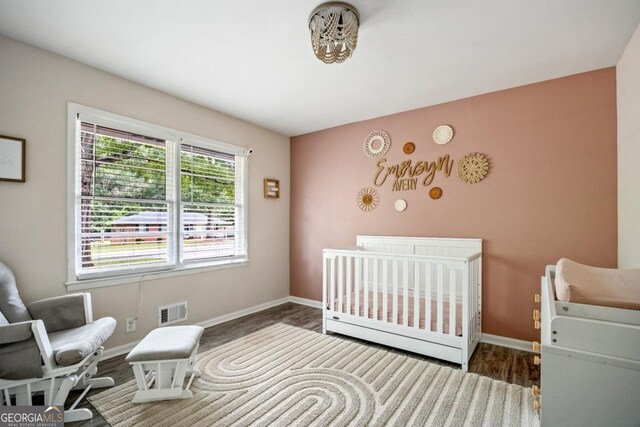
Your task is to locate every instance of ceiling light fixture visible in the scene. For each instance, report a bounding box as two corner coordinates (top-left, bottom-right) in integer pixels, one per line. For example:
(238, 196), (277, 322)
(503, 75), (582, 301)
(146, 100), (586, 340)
(309, 2), (360, 64)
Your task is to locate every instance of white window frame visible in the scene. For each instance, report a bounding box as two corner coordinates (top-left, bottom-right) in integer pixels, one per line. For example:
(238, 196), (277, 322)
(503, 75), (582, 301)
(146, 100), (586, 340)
(66, 102), (250, 290)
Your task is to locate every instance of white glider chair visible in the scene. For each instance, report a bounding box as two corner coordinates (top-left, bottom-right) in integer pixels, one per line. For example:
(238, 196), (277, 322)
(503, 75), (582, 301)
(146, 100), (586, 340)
(0, 261), (116, 422)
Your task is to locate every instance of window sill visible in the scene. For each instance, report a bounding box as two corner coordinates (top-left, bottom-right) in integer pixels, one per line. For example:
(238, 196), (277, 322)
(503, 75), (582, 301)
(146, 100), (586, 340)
(66, 259), (249, 292)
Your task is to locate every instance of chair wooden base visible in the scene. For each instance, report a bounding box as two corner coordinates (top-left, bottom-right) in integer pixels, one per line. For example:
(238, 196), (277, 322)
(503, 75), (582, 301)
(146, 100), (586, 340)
(0, 347), (113, 422)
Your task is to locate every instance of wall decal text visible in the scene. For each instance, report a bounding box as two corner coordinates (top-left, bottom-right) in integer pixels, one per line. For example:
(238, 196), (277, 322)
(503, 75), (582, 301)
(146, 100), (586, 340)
(373, 156), (454, 191)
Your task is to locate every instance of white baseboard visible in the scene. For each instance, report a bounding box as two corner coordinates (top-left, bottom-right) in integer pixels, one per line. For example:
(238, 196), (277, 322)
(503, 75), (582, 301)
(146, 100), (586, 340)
(196, 297), (289, 329)
(103, 296), (531, 360)
(103, 341), (138, 360)
(481, 333), (533, 353)
(103, 296), (290, 360)
(287, 296), (322, 309)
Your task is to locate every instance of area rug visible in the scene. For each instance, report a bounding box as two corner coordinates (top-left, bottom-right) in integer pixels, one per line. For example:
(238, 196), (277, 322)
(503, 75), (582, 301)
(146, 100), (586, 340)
(88, 323), (539, 426)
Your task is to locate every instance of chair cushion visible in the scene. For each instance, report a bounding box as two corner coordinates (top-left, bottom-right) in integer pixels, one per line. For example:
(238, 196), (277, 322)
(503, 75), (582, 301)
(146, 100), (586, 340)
(0, 260), (32, 323)
(0, 335), (43, 380)
(48, 317), (116, 366)
(126, 326), (204, 362)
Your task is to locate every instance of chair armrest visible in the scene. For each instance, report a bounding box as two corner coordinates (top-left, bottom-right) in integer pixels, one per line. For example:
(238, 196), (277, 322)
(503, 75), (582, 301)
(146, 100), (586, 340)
(0, 320), (48, 380)
(28, 293), (92, 334)
(0, 321), (34, 345)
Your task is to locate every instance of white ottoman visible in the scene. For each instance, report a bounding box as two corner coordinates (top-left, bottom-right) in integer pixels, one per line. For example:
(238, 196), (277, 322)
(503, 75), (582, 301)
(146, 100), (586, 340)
(125, 325), (204, 403)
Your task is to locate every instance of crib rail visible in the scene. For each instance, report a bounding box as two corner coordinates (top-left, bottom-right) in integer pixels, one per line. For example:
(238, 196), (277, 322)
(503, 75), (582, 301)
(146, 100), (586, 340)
(323, 248), (482, 347)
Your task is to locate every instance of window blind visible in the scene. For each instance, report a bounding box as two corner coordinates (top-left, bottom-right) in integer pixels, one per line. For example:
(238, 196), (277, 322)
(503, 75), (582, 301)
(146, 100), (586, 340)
(77, 122), (175, 277)
(180, 143), (246, 262)
(72, 113), (248, 282)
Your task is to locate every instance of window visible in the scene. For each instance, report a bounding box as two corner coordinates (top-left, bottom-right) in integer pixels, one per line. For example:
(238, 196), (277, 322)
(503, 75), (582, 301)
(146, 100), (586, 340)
(67, 103), (249, 282)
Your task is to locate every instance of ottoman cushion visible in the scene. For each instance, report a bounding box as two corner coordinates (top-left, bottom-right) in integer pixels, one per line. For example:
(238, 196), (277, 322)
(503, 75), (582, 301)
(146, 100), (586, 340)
(126, 325), (204, 363)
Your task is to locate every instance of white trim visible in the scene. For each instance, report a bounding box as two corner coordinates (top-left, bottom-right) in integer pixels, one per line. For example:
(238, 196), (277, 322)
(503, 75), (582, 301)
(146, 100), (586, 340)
(196, 297), (289, 329)
(101, 296), (534, 360)
(66, 102), (250, 288)
(481, 333), (533, 352)
(287, 296), (323, 309)
(102, 342), (138, 360)
(66, 107), (79, 285)
(102, 297), (289, 360)
(66, 260), (248, 292)
(67, 102), (251, 157)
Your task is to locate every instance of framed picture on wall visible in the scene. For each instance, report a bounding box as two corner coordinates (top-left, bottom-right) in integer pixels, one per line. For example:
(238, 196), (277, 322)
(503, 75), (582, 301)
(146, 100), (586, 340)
(0, 135), (26, 182)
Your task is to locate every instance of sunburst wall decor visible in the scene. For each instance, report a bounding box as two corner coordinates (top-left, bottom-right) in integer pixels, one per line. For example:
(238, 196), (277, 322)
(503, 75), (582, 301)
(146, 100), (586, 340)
(357, 187), (379, 212)
(456, 153), (489, 184)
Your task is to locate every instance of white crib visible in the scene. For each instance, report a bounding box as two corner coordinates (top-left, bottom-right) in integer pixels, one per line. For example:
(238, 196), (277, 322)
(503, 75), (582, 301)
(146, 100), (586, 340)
(322, 236), (482, 371)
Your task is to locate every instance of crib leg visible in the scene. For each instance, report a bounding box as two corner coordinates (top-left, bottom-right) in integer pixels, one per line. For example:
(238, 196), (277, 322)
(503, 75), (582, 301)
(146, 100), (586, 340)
(461, 362), (469, 372)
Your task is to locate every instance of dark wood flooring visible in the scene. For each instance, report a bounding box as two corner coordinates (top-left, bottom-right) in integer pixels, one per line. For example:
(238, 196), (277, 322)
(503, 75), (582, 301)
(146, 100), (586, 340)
(66, 302), (539, 426)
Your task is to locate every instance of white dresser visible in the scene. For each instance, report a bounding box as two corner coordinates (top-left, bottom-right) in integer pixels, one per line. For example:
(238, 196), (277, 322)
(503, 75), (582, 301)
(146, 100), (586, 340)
(535, 266), (640, 426)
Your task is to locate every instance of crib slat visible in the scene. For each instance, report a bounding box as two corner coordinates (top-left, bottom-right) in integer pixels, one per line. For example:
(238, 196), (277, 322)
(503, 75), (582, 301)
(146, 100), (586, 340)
(437, 263), (444, 333)
(323, 257), (328, 324)
(392, 260), (399, 325)
(363, 258), (369, 319)
(478, 257), (483, 337)
(463, 262), (470, 345)
(355, 256), (361, 316)
(471, 259), (475, 339)
(373, 259), (379, 321)
(450, 268), (456, 336)
(476, 258), (482, 337)
(338, 256), (344, 314)
(329, 257), (336, 310)
(346, 256), (352, 315)
(473, 258), (477, 337)
(425, 263), (432, 331)
(402, 261), (409, 326)
(383, 259), (389, 323)
(414, 262), (420, 329)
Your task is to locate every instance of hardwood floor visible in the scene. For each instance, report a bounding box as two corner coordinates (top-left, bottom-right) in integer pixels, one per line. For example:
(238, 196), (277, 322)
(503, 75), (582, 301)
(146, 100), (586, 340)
(67, 302), (539, 426)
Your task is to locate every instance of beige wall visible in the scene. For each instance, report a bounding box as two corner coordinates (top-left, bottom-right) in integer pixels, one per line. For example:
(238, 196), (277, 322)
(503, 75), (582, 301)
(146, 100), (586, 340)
(290, 68), (617, 342)
(618, 22), (640, 268)
(0, 36), (290, 348)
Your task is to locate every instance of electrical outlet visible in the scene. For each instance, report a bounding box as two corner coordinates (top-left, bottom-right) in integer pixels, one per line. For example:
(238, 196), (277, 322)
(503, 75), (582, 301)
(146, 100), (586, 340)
(126, 317), (136, 333)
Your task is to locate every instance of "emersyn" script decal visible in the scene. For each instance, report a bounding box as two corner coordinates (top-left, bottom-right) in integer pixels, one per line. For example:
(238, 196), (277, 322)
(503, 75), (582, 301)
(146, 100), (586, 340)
(373, 156), (454, 191)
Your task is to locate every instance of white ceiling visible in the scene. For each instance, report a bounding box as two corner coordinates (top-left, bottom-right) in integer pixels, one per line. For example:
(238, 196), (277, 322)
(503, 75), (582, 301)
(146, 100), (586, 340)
(1, 1), (639, 136)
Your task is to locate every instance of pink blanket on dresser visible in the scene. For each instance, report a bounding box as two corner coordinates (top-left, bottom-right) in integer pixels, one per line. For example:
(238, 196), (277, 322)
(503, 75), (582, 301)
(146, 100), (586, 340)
(555, 258), (640, 310)
(331, 291), (463, 336)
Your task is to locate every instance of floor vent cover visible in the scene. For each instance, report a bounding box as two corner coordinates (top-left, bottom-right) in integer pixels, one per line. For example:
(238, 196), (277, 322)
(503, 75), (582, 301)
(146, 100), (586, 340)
(158, 301), (188, 326)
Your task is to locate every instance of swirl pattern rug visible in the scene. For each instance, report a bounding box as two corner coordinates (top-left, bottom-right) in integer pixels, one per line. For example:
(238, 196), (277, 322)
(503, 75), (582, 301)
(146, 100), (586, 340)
(88, 324), (539, 426)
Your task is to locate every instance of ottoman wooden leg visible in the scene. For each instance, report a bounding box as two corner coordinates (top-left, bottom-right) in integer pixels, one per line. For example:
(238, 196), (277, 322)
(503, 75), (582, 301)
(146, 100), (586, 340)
(126, 325), (205, 403)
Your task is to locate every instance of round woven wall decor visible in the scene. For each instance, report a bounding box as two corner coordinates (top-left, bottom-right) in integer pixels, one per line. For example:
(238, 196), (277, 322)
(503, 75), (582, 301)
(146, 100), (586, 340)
(403, 142), (415, 154)
(456, 153), (489, 184)
(429, 187), (443, 199)
(363, 130), (391, 158)
(433, 125), (454, 145)
(357, 187), (379, 212)
(394, 199), (407, 212)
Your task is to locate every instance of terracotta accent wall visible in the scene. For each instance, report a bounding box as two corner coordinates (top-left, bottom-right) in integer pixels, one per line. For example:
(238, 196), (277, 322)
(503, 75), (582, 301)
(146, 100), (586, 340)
(290, 68), (617, 342)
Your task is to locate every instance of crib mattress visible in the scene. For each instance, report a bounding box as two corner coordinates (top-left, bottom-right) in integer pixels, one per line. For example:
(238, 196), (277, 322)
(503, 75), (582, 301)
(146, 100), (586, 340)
(555, 258), (640, 310)
(331, 291), (463, 336)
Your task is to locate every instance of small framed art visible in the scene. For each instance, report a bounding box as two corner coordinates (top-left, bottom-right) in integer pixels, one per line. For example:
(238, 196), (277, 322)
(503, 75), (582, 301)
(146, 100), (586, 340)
(264, 178), (280, 199)
(0, 135), (26, 183)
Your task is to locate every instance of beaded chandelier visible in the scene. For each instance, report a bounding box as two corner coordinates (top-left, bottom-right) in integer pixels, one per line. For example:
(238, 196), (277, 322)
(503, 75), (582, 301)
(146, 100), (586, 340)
(309, 2), (360, 64)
